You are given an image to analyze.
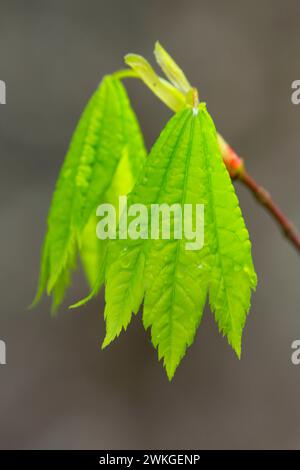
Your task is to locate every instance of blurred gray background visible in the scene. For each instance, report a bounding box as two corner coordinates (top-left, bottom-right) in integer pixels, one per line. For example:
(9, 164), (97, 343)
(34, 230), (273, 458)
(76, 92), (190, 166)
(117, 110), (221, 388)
(1, 0), (300, 450)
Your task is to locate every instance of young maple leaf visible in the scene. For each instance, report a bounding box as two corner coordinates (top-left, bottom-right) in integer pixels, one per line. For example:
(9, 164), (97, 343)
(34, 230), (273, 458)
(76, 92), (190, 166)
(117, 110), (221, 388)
(32, 75), (146, 311)
(103, 106), (256, 380)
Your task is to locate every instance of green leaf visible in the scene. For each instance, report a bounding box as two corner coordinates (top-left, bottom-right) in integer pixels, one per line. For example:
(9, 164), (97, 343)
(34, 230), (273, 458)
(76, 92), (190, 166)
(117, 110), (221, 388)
(103, 105), (256, 380)
(33, 75), (146, 311)
(124, 53), (186, 112)
(154, 41), (191, 94)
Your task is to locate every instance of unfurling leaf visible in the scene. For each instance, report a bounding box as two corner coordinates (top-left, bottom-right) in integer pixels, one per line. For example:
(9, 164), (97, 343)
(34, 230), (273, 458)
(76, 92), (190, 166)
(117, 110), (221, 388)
(154, 41), (191, 94)
(32, 75), (146, 311)
(124, 53), (186, 112)
(103, 105), (256, 380)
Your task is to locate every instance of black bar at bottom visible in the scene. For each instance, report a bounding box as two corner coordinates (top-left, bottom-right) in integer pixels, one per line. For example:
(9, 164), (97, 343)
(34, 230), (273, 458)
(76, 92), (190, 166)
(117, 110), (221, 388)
(0, 450), (296, 466)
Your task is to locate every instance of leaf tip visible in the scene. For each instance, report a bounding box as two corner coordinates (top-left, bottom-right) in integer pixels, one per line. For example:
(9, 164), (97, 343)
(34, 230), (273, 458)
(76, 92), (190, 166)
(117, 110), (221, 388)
(230, 336), (242, 359)
(101, 336), (111, 350)
(165, 362), (177, 381)
(153, 40), (162, 56)
(28, 293), (40, 310)
(68, 290), (94, 310)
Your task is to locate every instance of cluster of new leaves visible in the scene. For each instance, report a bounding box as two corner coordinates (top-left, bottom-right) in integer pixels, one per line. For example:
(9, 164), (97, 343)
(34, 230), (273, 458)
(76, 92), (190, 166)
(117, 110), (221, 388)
(34, 43), (257, 379)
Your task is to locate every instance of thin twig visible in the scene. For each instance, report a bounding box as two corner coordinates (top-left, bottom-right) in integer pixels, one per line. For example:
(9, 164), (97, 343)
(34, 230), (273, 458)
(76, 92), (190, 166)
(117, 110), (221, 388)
(218, 135), (300, 254)
(238, 171), (300, 252)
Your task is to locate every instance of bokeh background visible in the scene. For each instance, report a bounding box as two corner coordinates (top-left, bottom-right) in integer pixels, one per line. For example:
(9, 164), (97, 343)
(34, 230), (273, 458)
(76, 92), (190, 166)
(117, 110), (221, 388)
(1, 0), (300, 450)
